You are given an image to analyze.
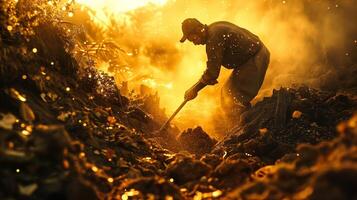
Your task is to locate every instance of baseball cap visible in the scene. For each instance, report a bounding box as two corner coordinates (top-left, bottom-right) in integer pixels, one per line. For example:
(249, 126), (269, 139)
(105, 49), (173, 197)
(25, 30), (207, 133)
(180, 18), (203, 43)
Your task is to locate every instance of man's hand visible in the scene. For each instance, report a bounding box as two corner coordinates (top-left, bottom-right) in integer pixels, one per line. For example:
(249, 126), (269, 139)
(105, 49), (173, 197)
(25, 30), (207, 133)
(184, 88), (198, 101)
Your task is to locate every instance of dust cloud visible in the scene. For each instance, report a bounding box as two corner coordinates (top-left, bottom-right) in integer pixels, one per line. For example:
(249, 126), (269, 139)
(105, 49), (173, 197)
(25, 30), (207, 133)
(74, 0), (357, 137)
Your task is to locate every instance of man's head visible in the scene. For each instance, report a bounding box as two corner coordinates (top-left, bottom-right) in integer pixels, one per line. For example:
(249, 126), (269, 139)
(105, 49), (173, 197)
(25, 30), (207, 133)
(180, 18), (207, 45)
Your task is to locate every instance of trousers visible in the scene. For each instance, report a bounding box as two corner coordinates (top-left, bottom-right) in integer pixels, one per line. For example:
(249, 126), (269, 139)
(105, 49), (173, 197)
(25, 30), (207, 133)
(221, 45), (270, 112)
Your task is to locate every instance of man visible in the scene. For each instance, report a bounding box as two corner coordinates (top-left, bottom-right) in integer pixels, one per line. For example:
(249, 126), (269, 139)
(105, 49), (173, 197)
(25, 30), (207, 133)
(180, 18), (270, 119)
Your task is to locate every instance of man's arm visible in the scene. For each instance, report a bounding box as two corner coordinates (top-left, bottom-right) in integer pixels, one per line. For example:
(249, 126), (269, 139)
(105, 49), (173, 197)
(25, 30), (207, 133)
(200, 36), (224, 85)
(185, 35), (224, 100)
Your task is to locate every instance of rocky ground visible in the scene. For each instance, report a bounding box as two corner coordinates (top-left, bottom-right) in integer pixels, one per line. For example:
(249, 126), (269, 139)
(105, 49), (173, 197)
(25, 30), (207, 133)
(1, 3), (357, 200)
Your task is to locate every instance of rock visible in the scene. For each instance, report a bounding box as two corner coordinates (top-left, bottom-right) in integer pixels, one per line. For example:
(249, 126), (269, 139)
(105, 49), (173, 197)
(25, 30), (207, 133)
(166, 155), (211, 185)
(177, 126), (217, 156)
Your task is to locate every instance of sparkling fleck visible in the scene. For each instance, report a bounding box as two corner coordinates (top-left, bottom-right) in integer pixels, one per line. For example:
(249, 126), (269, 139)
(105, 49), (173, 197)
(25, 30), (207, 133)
(91, 166), (98, 172)
(107, 177), (114, 183)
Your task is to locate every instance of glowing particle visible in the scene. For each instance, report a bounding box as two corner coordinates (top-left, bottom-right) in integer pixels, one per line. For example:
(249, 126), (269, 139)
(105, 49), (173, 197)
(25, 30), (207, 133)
(107, 177), (114, 183)
(212, 190), (223, 198)
(282, 0), (286, 4)
(354, 40), (357, 44)
(63, 160), (70, 168)
(25, 125), (33, 132)
(22, 75), (27, 80)
(259, 128), (268, 134)
(7, 25), (13, 31)
(121, 194), (128, 200)
(79, 152), (86, 158)
(169, 178), (174, 182)
(68, 12), (74, 17)
(345, 53), (349, 56)
(32, 48), (38, 53)
(62, 6), (66, 11)
(21, 130), (31, 136)
(91, 166), (98, 172)
(50, 62), (54, 65)
(45, 76), (51, 80)
(292, 110), (302, 119)
(10, 88), (27, 102)
(16, 169), (20, 173)
(83, 123), (87, 127)
(65, 87), (71, 92)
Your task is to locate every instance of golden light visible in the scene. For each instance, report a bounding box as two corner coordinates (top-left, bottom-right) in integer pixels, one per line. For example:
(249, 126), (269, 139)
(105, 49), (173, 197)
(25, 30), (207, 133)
(68, 0), (345, 137)
(76, 0), (168, 14)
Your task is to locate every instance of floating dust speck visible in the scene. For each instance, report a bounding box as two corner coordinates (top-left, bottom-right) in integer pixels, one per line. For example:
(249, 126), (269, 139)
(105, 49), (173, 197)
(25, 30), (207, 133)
(292, 110), (302, 119)
(32, 48), (38, 53)
(7, 25), (13, 31)
(16, 169), (20, 173)
(91, 166), (98, 172)
(169, 178), (174, 183)
(25, 125), (33, 132)
(50, 61), (54, 65)
(166, 196), (174, 200)
(21, 129), (31, 136)
(22, 75), (27, 80)
(68, 12), (74, 17)
(63, 160), (70, 169)
(65, 87), (71, 92)
(212, 190), (223, 198)
(107, 177), (114, 183)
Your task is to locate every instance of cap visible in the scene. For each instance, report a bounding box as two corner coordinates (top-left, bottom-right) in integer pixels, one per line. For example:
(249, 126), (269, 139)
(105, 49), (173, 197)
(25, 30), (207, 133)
(180, 18), (203, 43)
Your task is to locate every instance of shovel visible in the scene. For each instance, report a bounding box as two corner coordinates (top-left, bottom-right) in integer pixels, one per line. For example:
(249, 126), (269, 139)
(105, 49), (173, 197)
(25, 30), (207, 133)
(157, 99), (188, 133)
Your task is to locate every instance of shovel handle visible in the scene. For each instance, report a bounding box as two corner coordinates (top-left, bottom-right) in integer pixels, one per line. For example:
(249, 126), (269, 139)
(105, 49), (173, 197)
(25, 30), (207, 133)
(158, 99), (188, 132)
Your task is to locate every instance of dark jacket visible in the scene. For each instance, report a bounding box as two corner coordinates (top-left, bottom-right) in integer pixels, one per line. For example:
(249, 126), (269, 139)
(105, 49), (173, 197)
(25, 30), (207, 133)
(200, 21), (263, 85)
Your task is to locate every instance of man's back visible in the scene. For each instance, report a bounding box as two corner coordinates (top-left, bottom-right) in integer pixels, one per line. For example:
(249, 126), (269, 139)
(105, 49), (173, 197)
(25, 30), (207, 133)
(206, 21), (262, 68)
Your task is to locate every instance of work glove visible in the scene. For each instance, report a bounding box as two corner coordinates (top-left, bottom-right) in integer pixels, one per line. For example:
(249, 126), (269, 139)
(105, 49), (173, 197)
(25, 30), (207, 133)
(184, 88), (198, 101)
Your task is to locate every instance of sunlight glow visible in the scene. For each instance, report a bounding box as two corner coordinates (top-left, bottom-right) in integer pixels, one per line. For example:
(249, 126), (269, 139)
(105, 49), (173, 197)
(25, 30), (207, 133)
(77, 0), (168, 14)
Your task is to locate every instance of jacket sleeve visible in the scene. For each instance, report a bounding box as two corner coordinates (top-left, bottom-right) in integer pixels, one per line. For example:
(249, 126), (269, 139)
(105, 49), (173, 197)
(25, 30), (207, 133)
(200, 35), (224, 85)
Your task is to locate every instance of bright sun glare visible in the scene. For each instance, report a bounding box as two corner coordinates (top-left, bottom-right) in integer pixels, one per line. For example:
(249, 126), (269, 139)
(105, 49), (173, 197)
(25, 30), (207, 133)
(76, 0), (168, 13)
